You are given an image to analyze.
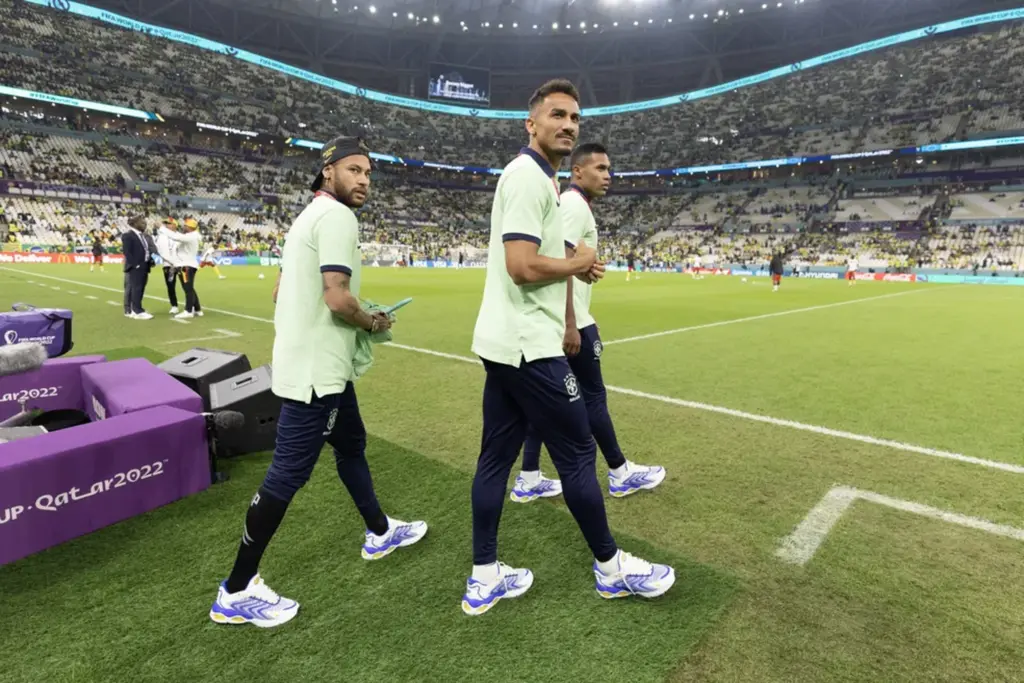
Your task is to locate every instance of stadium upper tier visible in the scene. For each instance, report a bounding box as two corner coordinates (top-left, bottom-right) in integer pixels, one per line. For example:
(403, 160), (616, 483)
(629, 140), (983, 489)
(1, 0), (1024, 171)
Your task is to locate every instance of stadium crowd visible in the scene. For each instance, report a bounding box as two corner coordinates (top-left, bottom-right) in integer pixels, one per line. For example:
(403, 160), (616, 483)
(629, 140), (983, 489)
(2, 0), (1024, 170)
(1, 0), (1023, 272)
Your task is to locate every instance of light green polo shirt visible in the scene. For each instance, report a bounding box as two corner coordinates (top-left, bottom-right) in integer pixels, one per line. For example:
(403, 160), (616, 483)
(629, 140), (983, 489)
(561, 187), (597, 330)
(471, 151), (566, 367)
(272, 194), (361, 402)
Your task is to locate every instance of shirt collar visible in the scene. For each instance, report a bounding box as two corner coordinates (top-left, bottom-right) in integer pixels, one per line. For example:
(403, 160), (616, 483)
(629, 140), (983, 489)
(519, 147), (556, 178)
(568, 183), (592, 203)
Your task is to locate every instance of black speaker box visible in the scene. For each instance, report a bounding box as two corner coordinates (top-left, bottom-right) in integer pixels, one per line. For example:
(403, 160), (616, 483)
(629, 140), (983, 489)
(159, 348), (251, 411)
(208, 365), (280, 457)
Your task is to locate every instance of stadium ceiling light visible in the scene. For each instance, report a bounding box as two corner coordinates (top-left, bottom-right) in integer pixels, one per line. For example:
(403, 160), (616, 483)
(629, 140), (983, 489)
(738, 8), (743, 12)
(564, 23), (570, 28)
(353, 5), (357, 9)
(432, 15), (439, 22)
(392, 10), (397, 16)
(552, 21), (558, 28)
(593, 22), (598, 27)
(667, 17), (672, 22)
(368, 5), (375, 12)
(647, 18), (653, 23)
(762, 3), (767, 7)
(633, 20), (638, 25)
(613, 20), (618, 25)
(498, 22), (503, 27)
(703, 12), (708, 17)
(717, 8), (723, 15)
(689, 13), (694, 18)
(533, 23), (538, 28)
(407, 11), (413, 18)
(777, 1), (782, 5)
(580, 21), (586, 28)
(459, 19), (464, 25)
(512, 21), (518, 27)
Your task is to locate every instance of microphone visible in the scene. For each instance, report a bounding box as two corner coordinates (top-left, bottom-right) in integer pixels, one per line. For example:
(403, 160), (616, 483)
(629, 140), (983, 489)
(0, 342), (48, 378)
(203, 410), (245, 484)
(203, 410), (245, 432)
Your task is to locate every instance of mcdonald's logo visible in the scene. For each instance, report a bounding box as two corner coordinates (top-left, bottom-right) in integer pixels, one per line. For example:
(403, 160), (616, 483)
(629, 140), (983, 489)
(55, 253), (73, 264)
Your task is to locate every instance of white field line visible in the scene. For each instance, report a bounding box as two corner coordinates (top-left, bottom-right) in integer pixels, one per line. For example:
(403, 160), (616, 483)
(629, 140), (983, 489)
(170, 318), (190, 325)
(3, 268), (1014, 475)
(776, 486), (1024, 565)
(84, 295), (97, 300)
(604, 289), (929, 346)
(161, 329), (243, 345)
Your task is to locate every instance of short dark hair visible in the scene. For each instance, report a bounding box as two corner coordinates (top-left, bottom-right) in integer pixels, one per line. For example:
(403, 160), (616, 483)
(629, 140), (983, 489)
(528, 79), (580, 111)
(571, 142), (608, 168)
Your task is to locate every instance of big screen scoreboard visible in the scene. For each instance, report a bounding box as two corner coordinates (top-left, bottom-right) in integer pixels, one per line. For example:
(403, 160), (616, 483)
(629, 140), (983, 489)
(428, 63), (490, 107)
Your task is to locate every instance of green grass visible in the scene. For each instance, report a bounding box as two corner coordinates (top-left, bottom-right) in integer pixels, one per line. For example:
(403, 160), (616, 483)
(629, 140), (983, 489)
(2, 264), (1024, 682)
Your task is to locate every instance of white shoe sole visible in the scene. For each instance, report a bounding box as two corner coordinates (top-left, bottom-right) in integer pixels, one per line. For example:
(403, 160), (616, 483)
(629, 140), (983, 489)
(509, 488), (562, 503)
(596, 567), (675, 600)
(209, 603), (300, 628)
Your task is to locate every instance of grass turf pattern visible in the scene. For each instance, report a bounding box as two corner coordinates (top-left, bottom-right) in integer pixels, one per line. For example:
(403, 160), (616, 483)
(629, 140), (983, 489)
(1, 264), (1023, 682)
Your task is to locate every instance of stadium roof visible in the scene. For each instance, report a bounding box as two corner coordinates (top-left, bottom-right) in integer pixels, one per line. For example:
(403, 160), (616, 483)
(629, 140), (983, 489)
(83, 0), (1018, 106)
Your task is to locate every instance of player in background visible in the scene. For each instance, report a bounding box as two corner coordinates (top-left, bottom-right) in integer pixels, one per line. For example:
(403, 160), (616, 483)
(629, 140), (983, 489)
(90, 231), (105, 273)
(770, 251), (785, 292)
(847, 255), (859, 286)
(198, 222), (227, 280)
(626, 250), (636, 281)
(691, 253), (703, 280)
(512, 142), (666, 504)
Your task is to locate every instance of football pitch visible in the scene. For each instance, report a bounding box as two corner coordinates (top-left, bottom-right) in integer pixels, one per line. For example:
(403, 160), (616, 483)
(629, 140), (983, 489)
(2, 264), (1023, 683)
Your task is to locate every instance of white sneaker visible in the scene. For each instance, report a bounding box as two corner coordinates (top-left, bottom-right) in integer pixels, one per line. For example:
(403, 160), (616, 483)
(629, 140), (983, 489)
(509, 472), (563, 503)
(175, 311), (194, 319)
(219, 275), (227, 280)
(209, 574), (299, 628)
(361, 516), (428, 560)
(134, 312), (153, 320)
(124, 312), (135, 318)
(196, 311), (205, 317)
(594, 550), (675, 599)
(461, 562), (534, 616)
(608, 460), (666, 498)
(169, 306), (179, 315)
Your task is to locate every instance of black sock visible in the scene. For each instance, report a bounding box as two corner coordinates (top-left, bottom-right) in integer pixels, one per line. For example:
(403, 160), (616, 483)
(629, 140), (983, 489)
(225, 487), (290, 593)
(365, 511), (389, 536)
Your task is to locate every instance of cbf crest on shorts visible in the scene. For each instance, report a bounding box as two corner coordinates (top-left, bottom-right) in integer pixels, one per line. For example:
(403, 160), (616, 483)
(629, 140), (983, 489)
(564, 372), (580, 402)
(324, 408), (339, 435)
(593, 340), (603, 358)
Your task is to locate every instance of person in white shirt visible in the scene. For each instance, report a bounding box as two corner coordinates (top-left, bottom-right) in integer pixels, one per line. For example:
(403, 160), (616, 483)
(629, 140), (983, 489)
(200, 232), (227, 280)
(691, 253), (703, 280)
(156, 217), (182, 314)
(164, 218), (203, 318)
(847, 256), (859, 286)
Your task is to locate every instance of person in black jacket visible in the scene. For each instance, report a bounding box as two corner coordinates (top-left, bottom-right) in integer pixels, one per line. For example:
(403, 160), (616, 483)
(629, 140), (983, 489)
(122, 214), (154, 320)
(769, 252), (785, 292)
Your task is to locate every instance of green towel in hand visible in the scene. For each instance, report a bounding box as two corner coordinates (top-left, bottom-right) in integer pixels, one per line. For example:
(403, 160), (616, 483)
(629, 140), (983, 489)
(352, 299), (395, 379)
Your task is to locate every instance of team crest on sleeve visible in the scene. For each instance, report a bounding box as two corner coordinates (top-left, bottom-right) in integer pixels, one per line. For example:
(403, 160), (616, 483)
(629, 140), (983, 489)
(593, 340), (603, 358)
(564, 373), (580, 402)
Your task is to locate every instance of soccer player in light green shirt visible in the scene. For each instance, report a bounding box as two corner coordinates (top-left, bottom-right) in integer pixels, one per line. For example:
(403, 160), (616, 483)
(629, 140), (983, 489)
(210, 136), (427, 629)
(512, 142), (666, 503)
(462, 80), (675, 617)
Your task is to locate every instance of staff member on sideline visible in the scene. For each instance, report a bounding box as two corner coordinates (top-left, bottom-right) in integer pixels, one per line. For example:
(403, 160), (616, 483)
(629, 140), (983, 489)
(156, 217), (182, 314)
(121, 214), (153, 320)
(165, 218), (202, 319)
(209, 136), (428, 629)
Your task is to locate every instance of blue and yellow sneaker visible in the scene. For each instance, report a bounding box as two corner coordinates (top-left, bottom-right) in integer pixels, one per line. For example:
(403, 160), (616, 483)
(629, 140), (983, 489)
(461, 562), (534, 616)
(608, 461), (666, 498)
(209, 574), (299, 628)
(594, 550), (675, 599)
(509, 473), (563, 503)
(361, 516), (428, 560)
